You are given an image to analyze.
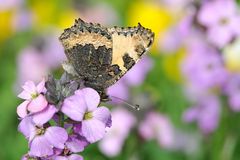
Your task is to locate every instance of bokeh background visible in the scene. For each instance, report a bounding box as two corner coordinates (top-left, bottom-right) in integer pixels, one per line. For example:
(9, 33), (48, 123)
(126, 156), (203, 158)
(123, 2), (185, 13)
(1, 0), (240, 159)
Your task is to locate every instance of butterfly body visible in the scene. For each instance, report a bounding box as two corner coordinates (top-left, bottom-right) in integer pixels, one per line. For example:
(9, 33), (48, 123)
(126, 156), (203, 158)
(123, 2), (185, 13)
(59, 18), (154, 100)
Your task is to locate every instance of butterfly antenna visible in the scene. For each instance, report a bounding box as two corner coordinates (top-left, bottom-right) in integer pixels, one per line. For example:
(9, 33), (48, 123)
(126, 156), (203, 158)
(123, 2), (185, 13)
(110, 95), (140, 111)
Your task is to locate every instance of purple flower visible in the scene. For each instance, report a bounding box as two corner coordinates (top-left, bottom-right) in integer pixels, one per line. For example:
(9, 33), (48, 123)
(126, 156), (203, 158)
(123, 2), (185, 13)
(224, 74), (240, 111)
(18, 117), (68, 157)
(183, 95), (221, 134)
(22, 152), (83, 160)
(15, 36), (66, 90)
(159, 15), (193, 53)
(139, 112), (174, 149)
(51, 135), (87, 160)
(17, 79), (48, 118)
(122, 56), (153, 86)
(61, 88), (111, 143)
(12, 10), (33, 31)
(32, 105), (58, 126)
(107, 80), (129, 102)
(82, 3), (119, 25)
(16, 47), (49, 89)
(99, 108), (136, 157)
(198, 0), (240, 48)
(181, 42), (227, 92)
(0, 0), (22, 11)
(55, 154), (83, 160)
(41, 35), (66, 69)
(21, 154), (37, 160)
(65, 135), (89, 153)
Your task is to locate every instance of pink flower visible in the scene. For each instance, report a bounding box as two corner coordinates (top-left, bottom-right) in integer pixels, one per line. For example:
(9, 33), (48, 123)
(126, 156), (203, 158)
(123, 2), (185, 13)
(122, 56), (153, 86)
(52, 135), (87, 160)
(99, 108), (136, 157)
(0, 0), (22, 11)
(82, 3), (119, 25)
(16, 47), (49, 89)
(183, 96), (221, 134)
(198, 0), (240, 48)
(107, 80), (129, 102)
(55, 154), (83, 160)
(139, 112), (174, 149)
(65, 135), (89, 153)
(224, 74), (240, 111)
(32, 105), (58, 126)
(181, 42), (227, 92)
(12, 10), (33, 31)
(18, 117), (68, 157)
(41, 35), (66, 69)
(17, 79), (48, 118)
(61, 88), (111, 143)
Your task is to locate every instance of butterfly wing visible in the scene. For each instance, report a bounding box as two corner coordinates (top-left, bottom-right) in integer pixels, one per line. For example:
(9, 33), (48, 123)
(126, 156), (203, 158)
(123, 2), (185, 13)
(59, 18), (154, 92)
(59, 19), (114, 89)
(105, 23), (154, 87)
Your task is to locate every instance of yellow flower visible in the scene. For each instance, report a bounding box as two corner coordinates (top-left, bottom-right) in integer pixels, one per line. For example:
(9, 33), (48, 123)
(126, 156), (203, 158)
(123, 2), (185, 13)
(223, 38), (240, 73)
(31, 1), (58, 28)
(162, 48), (186, 82)
(127, 1), (174, 51)
(0, 10), (13, 42)
(58, 10), (79, 30)
(31, 1), (77, 29)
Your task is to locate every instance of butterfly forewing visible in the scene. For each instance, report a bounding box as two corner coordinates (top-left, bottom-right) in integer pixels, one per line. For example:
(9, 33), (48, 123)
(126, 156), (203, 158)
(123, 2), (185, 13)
(106, 24), (154, 85)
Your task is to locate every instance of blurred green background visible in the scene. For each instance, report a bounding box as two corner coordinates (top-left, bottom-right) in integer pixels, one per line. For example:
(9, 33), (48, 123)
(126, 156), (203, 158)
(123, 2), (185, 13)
(1, 0), (240, 159)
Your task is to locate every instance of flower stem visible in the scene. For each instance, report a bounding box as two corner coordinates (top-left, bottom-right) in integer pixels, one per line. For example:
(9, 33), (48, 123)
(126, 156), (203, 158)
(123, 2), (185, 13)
(59, 112), (65, 127)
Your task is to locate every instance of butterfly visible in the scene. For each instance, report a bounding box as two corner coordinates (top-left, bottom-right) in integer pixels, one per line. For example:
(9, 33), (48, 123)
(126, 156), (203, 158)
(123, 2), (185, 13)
(59, 18), (154, 101)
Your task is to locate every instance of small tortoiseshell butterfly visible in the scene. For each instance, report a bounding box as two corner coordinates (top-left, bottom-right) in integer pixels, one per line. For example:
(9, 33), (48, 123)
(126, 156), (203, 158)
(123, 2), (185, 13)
(59, 18), (154, 101)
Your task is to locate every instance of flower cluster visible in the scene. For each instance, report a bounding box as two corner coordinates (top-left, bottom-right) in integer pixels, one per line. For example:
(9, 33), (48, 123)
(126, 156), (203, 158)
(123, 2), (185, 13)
(17, 74), (111, 160)
(160, 0), (240, 134)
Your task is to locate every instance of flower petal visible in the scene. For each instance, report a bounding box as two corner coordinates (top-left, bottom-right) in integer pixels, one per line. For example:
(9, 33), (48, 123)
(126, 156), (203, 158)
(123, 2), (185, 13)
(99, 137), (123, 157)
(32, 105), (57, 126)
(93, 107), (111, 127)
(18, 90), (31, 100)
(68, 154), (84, 160)
(22, 81), (37, 95)
(55, 155), (84, 160)
(29, 136), (53, 157)
(207, 26), (233, 48)
(45, 126), (68, 149)
(75, 88), (100, 111)
(139, 118), (155, 140)
(55, 156), (68, 160)
(61, 94), (86, 121)
(182, 106), (199, 123)
(82, 119), (105, 143)
(73, 123), (82, 134)
(21, 154), (28, 160)
(27, 94), (48, 113)
(17, 100), (30, 118)
(18, 116), (36, 141)
(37, 78), (46, 93)
(66, 135), (89, 153)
